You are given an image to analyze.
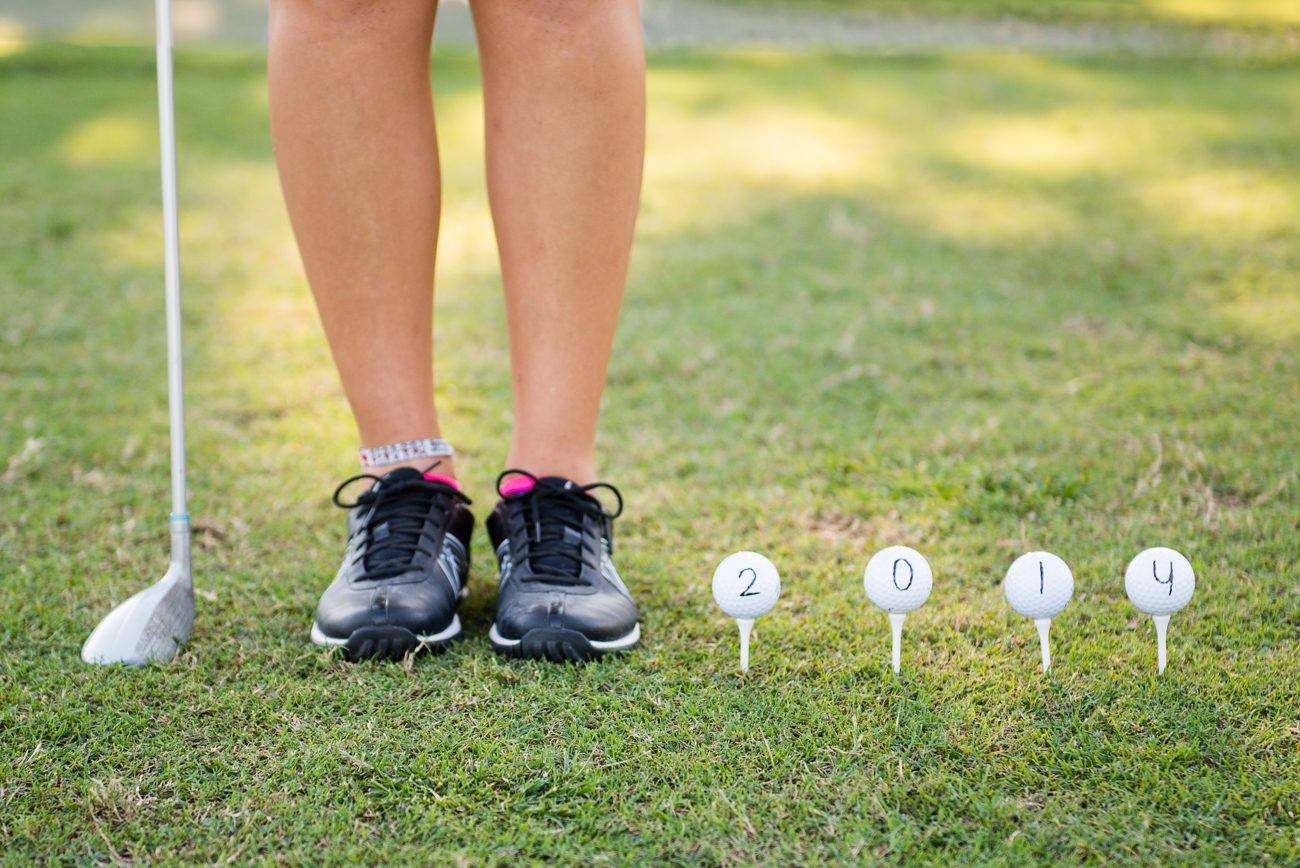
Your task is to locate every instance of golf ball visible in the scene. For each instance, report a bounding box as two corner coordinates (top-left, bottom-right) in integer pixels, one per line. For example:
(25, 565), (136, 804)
(1004, 551), (1073, 620)
(863, 546), (932, 614)
(712, 552), (781, 620)
(1125, 547), (1194, 616)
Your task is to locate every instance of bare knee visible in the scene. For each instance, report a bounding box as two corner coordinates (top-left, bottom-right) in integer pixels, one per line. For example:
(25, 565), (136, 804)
(269, 0), (431, 38)
(473, 0), (638, 41)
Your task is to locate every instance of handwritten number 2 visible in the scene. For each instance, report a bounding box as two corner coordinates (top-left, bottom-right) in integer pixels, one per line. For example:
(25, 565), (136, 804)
(892, 558), (914, 592)
(739, 567), (760, 597)
(1153, 560), (1174, 596)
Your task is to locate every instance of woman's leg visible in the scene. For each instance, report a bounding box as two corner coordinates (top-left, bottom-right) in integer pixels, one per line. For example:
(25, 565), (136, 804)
(268, 0), (450, 475)
(470, 0), (646, 485)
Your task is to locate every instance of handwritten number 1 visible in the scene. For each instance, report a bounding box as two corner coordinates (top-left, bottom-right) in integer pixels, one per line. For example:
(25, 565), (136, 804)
(739, 567), (760, 597)
(1039, 560), (1045, 594)
(1153, 560), (1174, 596)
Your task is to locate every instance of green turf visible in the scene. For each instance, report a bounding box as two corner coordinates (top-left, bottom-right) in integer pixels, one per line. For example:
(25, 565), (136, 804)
(709, 0), (1300, 29)
(1, 42), (1298, 864)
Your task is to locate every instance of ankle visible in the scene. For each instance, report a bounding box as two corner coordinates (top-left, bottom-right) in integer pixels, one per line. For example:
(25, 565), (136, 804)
(366, 457), (457, 483)
(366, 457), (462, 491)
(358, 437), (456, 482)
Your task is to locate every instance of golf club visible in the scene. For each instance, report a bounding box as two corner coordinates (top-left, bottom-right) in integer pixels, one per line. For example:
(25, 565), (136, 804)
(81, 0), (194, 665)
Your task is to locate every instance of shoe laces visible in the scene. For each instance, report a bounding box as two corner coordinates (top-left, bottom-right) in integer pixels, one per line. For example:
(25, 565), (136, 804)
(495, 469), (623, 586)
(333, 466), (471, 582)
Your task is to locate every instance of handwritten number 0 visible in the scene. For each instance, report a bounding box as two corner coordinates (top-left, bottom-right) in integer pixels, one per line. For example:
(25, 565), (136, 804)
(892, 559), (914, 592)
(739, 567), (760, 597)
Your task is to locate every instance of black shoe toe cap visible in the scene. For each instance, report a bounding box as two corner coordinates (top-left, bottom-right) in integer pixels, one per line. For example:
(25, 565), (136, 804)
(314, 574), (458, 640)
(494, 589), (638, 644)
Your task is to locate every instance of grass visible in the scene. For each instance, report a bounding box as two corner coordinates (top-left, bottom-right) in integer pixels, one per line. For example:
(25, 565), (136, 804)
(710, 0), (1300, 29)
(2, 41), (1298, 864)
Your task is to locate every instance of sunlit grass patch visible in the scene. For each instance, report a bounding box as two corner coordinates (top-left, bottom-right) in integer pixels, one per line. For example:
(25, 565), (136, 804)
(56, 111), (154, 167)
(0, 17), (28, 56)
(1212, 264), (1300, 342)
(1139, 168), (1297, 241)
(717, 0), (1300, 29)
(1148, 0), (1300, 26)
(952, 115), (1125, 176)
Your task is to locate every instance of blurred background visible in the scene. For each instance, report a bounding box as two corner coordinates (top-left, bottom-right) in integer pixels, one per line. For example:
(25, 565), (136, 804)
(2, 0), (1298, 51)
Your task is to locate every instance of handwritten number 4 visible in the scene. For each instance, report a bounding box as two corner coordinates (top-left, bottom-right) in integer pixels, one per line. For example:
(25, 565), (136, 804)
(739, 567), (760, 597)
(1153, 561), (1174, 596)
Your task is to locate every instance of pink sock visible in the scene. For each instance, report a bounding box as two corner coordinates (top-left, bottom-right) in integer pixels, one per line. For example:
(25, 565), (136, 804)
(500, 476), (536, 496)
(423, 472), (462, 491)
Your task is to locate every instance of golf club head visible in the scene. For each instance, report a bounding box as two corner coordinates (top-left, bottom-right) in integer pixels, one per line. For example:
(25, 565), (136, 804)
(81, 563), (194, 666)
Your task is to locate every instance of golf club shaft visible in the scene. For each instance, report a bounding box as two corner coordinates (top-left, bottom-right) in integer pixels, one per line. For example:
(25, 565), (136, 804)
(155, 0), (191, 576)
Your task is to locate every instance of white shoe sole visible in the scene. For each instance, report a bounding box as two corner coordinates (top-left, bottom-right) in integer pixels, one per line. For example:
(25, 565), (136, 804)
(488, 621), (641, 652)
(309, 614), (462, 649)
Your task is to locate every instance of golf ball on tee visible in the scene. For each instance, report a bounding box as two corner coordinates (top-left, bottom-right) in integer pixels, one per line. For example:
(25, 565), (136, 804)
(712, 552), (781, 620)
(863, 546), (932, 614)
(1004, 551), (1074, 620)
(1125, 547), (1194, 616)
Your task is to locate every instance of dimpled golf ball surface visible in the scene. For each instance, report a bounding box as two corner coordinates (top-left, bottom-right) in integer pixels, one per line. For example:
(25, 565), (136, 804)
(863, 546), (932, 614)
(712, 552), (780, 620)
(1004, 551), (1074, 619)
(1125, 547), (1195, 615)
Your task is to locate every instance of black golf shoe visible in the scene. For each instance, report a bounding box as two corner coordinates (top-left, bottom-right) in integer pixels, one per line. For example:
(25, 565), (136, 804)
(310, 467), (473, 660)
(486, 471), (640, 662)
